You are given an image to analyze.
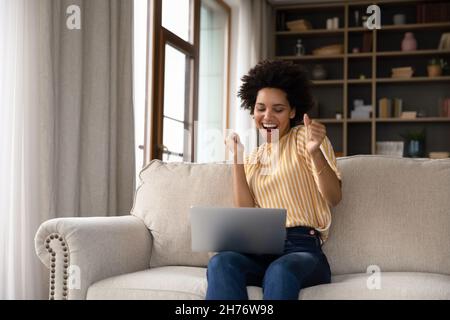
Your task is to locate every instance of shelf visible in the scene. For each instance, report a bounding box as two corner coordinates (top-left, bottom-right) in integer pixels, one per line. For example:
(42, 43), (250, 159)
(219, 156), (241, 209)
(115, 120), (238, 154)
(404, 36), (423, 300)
(376, 117), (450, 123)
(348, 52), (373, 58)
(377, 76), (450, 83)
(345, 22), (450, 33)
(347, 27), (367, 33)
(311, 77), (450, 84)
(276, 2), (344, 10)
(276, 54), (344, 60)
(378, 22), (450, 32)
(377, 49), (450, 57)
(311, 80), (344, 85)
(347, 119), (372, 123)
(313, 78), (450, 83)
(276, 29), (344, 36)
(346, 118), (450, 123)
(278, 50), (450, 60)
(318, 119), (343, 123)
(348, 79), (372, 84)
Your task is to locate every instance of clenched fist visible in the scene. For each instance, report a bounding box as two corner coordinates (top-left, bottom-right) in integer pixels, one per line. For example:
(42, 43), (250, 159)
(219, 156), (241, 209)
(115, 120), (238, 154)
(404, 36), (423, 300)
(224, 132), (244, 163)
(304, 114), (326, 156)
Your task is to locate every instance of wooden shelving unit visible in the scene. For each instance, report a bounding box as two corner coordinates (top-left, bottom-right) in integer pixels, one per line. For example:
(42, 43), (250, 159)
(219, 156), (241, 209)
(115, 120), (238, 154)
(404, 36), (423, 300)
(272, 0), (450, 157)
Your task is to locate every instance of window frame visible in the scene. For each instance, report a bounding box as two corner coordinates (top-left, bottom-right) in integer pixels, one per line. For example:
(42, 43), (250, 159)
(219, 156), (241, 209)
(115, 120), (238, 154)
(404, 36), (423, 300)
(144, 0), (231, 164)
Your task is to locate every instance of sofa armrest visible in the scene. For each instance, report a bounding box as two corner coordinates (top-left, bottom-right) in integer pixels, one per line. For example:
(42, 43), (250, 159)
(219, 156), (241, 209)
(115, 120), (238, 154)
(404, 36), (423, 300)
(34, 215), (152, 300)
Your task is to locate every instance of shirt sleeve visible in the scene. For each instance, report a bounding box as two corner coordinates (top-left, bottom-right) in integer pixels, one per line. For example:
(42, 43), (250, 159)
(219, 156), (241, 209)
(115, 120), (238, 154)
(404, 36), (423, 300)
(243, 149), (257, 175)
(243, 154), (249, 175)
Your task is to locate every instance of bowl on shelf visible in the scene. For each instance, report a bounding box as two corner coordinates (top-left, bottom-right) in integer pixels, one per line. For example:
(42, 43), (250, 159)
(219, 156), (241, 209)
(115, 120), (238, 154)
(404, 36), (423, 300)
(312, 44), (344, 56)
(393, 13), (406, 25)
(286, 19), (312, 31)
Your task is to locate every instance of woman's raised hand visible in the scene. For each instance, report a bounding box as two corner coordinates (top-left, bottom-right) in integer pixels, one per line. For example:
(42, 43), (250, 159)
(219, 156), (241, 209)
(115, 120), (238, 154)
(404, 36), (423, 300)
(304, 114), (326, 156)
(224, 132), (244, 163)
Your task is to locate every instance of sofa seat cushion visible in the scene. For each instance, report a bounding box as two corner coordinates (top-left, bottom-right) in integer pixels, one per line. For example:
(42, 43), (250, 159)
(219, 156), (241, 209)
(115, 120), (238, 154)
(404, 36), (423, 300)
(87, 266), (208, 300)
(87, 267), (450, 300)
(298, 272), (450, 300)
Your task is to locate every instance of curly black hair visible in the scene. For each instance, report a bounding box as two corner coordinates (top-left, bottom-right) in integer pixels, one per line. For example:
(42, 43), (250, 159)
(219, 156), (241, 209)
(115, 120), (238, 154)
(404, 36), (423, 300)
(237, 59), (315, 128)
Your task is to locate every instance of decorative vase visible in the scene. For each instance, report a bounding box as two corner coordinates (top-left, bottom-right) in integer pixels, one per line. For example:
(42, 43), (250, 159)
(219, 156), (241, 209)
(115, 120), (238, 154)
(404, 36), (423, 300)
(406, 139), (425, 158)
(312, 64), (327, 80)
(401, 32), (417, 51)
(427, 65), (442, 77)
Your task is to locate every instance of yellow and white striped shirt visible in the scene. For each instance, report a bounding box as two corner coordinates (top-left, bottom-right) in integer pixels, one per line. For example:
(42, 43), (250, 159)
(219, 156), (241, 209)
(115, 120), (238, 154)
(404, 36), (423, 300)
(244, 125), (342, 242)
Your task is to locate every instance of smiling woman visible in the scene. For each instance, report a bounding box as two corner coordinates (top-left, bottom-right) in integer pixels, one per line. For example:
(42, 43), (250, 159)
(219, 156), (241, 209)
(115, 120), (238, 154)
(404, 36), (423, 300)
(208, 59), (343, 300)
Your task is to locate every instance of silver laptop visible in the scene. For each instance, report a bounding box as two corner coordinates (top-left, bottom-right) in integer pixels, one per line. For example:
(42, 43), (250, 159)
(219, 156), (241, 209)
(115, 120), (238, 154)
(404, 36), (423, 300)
(189, 206), (287, 255)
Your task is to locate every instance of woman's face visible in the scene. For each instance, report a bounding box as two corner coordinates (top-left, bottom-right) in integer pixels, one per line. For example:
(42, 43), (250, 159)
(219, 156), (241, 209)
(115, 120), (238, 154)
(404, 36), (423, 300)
(254, 87), (295, 141)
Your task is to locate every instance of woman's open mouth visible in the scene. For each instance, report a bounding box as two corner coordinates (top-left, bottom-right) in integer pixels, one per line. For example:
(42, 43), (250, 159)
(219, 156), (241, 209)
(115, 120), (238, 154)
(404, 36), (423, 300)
(262, 123), (278, 131)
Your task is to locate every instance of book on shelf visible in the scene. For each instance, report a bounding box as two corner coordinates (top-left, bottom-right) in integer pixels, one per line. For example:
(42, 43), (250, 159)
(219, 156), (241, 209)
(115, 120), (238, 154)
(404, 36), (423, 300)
(362, 32), (372, 52)
(417, 2), (450, 23)
(378, 98), (392, 118)
(429, 152), (450, 159)
(276, 12), (286, 31)
(441, 98), (450, 117)
(393, 98), (403, 117)
(378, 98), (391, 118)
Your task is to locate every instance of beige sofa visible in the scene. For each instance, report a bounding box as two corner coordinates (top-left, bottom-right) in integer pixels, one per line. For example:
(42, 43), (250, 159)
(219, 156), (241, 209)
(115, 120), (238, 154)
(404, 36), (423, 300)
(35, 155), (450, 300)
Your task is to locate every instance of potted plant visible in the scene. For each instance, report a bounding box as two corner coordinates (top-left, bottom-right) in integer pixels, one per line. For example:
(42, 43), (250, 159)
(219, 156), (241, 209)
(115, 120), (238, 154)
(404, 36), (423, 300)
(427, 58), (447, 77)
(400, 129), (426, 157)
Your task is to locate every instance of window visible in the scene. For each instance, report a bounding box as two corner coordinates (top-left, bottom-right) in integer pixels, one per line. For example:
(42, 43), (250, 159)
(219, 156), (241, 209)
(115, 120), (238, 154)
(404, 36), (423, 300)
(196, 0), (230, 163)
(162, 44), (190, 162)
(162, 0), (192, 43)
(145, 0), (230, 164)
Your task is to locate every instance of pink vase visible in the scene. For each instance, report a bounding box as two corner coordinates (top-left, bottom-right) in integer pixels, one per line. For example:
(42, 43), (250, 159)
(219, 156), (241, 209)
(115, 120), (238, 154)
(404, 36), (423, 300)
(401, 32), (417, 51)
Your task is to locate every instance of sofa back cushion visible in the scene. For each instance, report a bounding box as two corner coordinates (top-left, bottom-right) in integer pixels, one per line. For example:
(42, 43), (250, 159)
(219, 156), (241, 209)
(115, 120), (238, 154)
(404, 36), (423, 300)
(132, 156), (450, 275)
(131, 160), (233, 267)
(323, 155), (450, 276)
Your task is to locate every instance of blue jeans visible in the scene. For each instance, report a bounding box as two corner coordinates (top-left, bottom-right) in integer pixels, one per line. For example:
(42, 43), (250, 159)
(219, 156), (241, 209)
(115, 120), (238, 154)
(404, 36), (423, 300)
(205, 226), (331, 300)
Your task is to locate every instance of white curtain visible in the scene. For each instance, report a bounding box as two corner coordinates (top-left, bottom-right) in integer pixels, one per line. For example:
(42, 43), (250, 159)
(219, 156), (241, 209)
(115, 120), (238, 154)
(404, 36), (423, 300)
(228, 0), (273, 143)
(0, 0), (49, 300)
(0, 0), (135, 299)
